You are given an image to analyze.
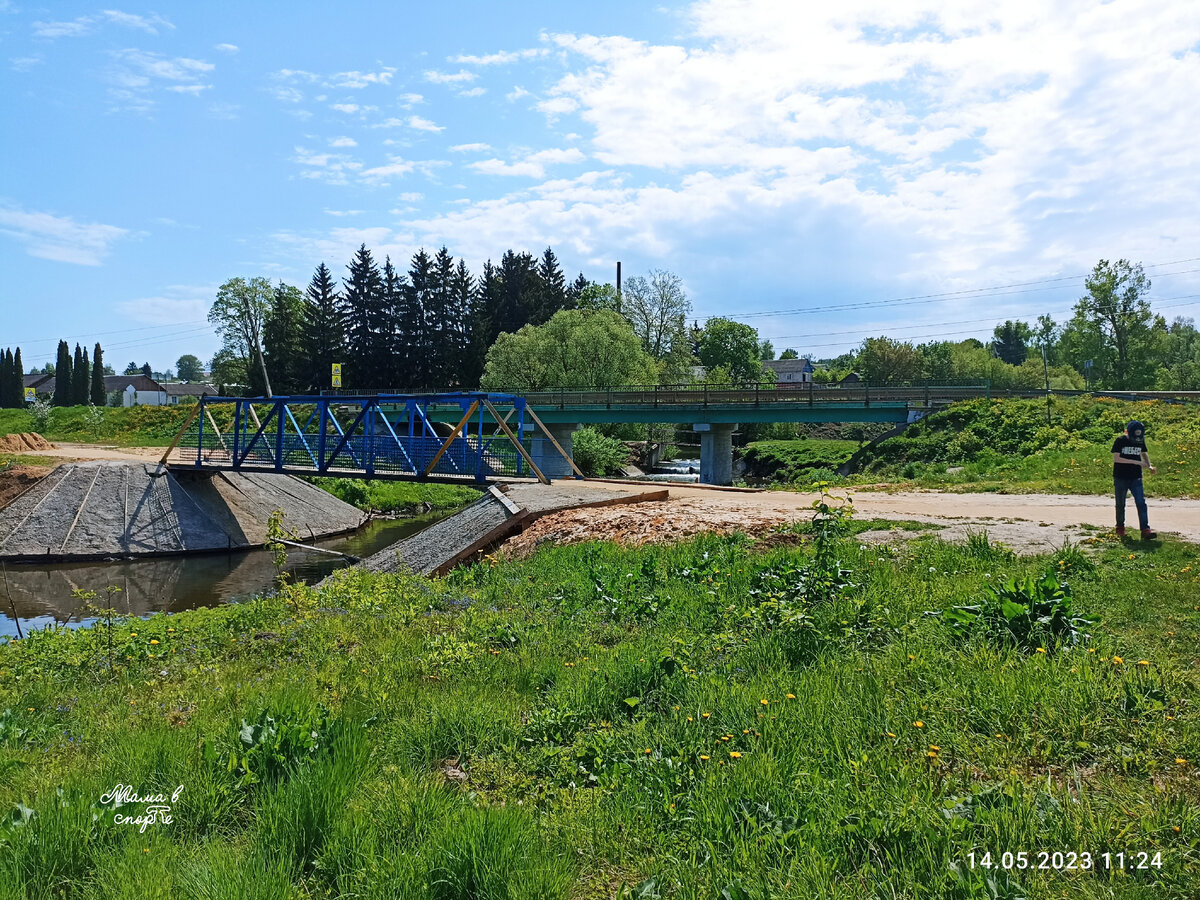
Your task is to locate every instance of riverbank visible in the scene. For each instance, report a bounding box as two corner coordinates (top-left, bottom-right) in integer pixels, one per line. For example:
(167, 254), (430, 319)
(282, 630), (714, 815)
(2, 509), (1196, 896)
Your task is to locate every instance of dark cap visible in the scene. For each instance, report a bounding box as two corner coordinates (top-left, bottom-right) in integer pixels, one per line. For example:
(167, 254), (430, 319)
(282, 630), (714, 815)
(1126, 420), (1145, 435)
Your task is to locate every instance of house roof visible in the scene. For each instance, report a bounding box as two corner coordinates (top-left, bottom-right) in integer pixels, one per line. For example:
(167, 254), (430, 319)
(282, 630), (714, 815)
(103, 375), (162, 393)
(23, 373), (53, 389)
(162, 382), (215, 396)
(763, 358), (813, 374)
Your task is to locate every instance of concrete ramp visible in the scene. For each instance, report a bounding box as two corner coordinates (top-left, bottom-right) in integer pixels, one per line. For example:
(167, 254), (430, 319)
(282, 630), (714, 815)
(0, 461), (365, 561)
(356, 482), (668, 577)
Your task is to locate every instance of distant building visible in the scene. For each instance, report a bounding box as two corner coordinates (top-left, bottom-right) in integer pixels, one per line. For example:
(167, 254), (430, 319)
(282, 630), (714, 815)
(162, 382), (216, 404)
(838, 372), (862, 386)
(23, 373), (54, 397)
(763, 358), (815, 384)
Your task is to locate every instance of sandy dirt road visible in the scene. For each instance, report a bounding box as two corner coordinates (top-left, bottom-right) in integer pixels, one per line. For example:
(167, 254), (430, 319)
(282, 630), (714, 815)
(499, 480), (1200, 556)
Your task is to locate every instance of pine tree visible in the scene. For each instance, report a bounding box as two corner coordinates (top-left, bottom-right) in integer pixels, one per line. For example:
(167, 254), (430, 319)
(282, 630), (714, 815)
(497, 250), (538, 336)
(532, 246), (566, 325)
(263, 282), (307, 394)
(403, 250), (433, 389)
(54, 340), (72, 406)
(302, 263), (345, 392)
(565, 272), (588, 309)
(0, 349), (10, 409)
(91, 343), (106, 406)
(449, 259), (475, 388)
(341, 244), (385, 389)
(11, 348), (23, 407)
(379, 256), (406, 387)
(141, 363), (152, 379)
(72, 343), (90, 405)
(424, 247), (456, 387)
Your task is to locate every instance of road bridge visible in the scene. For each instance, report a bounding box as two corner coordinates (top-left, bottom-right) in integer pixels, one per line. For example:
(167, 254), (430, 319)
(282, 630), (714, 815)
(165, 384), (982, 485)
(168, 382), (1196, 485)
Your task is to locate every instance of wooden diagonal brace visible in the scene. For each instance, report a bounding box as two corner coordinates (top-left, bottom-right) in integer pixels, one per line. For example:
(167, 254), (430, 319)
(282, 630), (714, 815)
(157, 401), (203, 468)
(483, 399), (547, 484)
(422, 400), (480, 477)
(523, 404), (587, 480)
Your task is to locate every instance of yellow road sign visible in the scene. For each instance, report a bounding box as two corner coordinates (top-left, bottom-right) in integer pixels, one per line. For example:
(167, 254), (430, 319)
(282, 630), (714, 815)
(331, 374), (342, 388)
(24, 387), (35, 402)
(331, 363), (342, 376)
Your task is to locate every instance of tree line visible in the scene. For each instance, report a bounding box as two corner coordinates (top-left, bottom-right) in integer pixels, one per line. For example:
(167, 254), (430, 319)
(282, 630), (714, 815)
(810, 260), (1200, 390)
(209, 245), (591, 395)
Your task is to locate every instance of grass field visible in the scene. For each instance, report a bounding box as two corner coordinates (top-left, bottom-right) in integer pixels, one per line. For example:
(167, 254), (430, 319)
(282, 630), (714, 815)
(759, 397), (1200, 498)
(309, 477), (482, 514)
(741, 439), (860, 483)
(0, 405), (213, 448)
(1, 498), (1197, 898)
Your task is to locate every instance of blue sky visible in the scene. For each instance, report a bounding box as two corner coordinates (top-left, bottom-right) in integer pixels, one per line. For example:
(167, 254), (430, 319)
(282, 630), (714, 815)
(3, 0), (1200, 372)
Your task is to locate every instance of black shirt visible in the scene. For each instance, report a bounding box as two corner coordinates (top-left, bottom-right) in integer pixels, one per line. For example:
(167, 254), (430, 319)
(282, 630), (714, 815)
(1112, 434), (1147, 481)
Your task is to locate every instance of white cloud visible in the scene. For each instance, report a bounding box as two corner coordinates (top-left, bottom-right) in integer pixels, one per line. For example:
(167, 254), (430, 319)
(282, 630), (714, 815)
(33, 10), (173, 38)
(397, 192), (423, 202)
(0, 203), (128, 265)
(458, 86), (487, 97)
(450, 143), (491, 152)
(115, 288), (212, 326)
(424, 69), (477, 84)
(214, 43), (239, 54)
(324, 209), (364, 216)
(329, 136), (358, 147)
(468, 147), (585, 178)
(451, 48), (546, 65)
(292, 146), (363, 185)
(468, 159), (546, 178)
(10, 55), (42, 71)
(360, 156), (416, 183)
(106, 49), (215, 110)
(331, 68), (396, 88)
(408, 115), (444, 132)
(506, 86), (531, 102)
(397, 92), (424, 106)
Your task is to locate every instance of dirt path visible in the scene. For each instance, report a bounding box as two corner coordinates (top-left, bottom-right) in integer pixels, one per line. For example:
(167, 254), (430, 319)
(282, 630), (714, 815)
(499, 481), (1200, 556)
(18, 443), (182, 463)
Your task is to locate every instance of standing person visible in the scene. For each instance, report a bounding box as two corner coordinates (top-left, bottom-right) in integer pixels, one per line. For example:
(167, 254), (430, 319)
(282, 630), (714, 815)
(1112, 419), (1156, 539)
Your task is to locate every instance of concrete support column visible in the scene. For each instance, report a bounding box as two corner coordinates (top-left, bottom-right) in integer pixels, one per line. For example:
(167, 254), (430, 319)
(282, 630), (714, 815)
(530, 422), (580, 479)
(693, 423), (736, 485)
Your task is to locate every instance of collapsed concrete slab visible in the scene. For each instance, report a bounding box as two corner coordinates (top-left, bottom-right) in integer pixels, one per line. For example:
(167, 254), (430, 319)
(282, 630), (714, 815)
(0, 461), (365, 561)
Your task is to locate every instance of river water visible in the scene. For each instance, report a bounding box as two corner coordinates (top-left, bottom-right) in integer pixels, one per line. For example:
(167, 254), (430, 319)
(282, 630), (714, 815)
(0, 514), (445, 638)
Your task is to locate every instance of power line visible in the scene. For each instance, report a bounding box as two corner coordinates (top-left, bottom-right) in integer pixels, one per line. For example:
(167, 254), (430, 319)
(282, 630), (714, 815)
(695, 258), (1200, 321)
(8, 319), (211, 348)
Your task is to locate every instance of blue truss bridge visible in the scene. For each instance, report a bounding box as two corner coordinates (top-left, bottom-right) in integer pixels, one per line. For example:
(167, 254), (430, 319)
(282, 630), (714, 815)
(164, 383), (1198, 484)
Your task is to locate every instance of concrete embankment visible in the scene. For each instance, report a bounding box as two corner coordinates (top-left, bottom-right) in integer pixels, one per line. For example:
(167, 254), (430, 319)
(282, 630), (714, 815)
(0, 461), (365, 561)
(356, 482), (668, 576)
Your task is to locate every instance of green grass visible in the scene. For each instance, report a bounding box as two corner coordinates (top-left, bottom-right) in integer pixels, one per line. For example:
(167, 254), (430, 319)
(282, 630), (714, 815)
(0, 405), (209, 447)
(1, 508), (1197, 897)
(741, 439), (860, 483)
(762, 397), (1200, 497)
(310, 477), (482, 514)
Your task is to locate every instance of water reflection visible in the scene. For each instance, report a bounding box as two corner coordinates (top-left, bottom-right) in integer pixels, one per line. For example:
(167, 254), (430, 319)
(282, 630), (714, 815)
(0, 514), (444, 638)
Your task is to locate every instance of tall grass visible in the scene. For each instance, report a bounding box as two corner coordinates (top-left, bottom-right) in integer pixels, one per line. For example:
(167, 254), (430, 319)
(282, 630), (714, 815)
(1, 513), (1197, 896)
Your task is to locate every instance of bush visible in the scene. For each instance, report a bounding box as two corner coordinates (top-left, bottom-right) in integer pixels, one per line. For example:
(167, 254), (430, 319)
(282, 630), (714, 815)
(936, 573), (1094, 653)
(571, 427), (629, 477)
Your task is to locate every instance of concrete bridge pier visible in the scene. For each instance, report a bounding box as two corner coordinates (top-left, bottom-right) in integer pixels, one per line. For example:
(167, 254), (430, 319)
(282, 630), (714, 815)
(531, 422), (580, 479)
(693, 423), (736, 485)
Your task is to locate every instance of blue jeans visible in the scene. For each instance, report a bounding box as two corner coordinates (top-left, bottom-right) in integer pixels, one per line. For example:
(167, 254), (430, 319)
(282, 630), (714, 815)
(1115, 478), (1149, 530)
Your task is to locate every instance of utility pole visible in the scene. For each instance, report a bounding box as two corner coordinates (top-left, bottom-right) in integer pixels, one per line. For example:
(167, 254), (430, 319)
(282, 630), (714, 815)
(1041, 343), (1051, 425)
(616, 261), (622, 314)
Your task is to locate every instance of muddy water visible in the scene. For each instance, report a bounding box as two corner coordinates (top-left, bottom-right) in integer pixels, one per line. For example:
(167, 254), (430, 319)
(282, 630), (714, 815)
(0, 514), (446, 638)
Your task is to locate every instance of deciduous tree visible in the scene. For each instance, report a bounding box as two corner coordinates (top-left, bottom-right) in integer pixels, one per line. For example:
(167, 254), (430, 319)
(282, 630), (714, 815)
(209, 276), (274, 397)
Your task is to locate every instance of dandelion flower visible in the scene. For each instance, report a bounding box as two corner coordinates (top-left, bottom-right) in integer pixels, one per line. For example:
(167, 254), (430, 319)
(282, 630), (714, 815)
(150, 639), (159, 645)
(687, 716), (694, 723)
(929, 745), (941, 751)
(1112, 656), (1124, 665)
(1035, 647), (1046, 654)
(130, 633), (138, 637)
(742, 729), (750, 734)
(1137, 660), (1149, 667)
(908, 654), (915, 660)
(886, 732), (896, 738)
(700, 755), (709, 761)
(645, 748), (652, 755)
(729, 751), (742, 758)
(760, 699), (769, 706)
(913, 721), (924, 728)
(1177, 757), (1188, 766)
(927, 750), (938, 758)
(702, 712), (711, 719)
(786, 693), (796, 700)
